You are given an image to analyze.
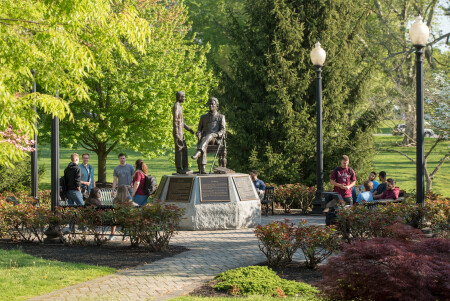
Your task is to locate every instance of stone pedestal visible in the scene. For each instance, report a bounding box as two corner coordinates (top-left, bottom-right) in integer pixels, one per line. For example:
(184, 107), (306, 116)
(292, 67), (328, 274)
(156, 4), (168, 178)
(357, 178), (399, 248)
(155, 173), (261, 230)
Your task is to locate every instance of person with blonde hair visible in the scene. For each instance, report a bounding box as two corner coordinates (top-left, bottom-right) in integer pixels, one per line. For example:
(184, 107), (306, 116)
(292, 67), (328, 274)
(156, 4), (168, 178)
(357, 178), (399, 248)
(132, 159), (149, 206)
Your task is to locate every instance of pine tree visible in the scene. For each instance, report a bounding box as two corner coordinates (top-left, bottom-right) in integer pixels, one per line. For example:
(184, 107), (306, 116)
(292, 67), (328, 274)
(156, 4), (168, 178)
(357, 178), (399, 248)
(221, 0), (384, 184)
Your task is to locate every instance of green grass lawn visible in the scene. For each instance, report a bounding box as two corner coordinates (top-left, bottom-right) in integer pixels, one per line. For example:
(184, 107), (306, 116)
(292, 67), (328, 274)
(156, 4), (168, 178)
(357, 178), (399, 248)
(0, 249), (115, 300)
(36, 135), (449, 197)
(173, 297), (321, 301)
(373, 136), (449, 196)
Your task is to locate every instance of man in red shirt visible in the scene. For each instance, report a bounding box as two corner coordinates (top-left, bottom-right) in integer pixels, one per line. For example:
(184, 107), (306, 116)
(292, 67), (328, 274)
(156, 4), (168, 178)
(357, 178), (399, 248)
(330, 155), (357, 205)
(378, 178), (400, 200)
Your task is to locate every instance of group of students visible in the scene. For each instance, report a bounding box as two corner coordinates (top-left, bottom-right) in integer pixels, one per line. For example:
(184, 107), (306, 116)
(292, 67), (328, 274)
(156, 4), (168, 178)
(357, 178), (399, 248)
(330, 155), (400, 205)
(63, 152), (151, 207)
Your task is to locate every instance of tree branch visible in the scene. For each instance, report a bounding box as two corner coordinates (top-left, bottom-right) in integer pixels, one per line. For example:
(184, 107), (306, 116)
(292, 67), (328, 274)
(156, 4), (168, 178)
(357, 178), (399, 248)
(378, 148), (416, 163)
(106, 140), (119, 155)
(0, 18), (47, 25)
(430, 154), (449, 179)
(425, 136), (443, 159)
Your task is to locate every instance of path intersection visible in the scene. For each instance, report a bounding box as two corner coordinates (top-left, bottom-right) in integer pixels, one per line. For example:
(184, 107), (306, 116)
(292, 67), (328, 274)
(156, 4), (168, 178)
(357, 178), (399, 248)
(29, 215), (325, 301)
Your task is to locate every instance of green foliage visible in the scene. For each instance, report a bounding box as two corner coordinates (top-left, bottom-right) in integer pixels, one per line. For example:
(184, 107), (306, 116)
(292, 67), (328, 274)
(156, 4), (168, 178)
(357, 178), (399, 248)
(214, 266), (318, 297)
(0, 158), (45, 193)
(0, 0), (151, 166)
(221, 0), (382, 185)
(39, 0), (217, 182)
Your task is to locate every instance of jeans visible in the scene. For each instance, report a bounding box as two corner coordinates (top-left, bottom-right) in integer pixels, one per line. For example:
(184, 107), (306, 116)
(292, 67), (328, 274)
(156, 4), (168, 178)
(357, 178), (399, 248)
(67, 190), (84, 206)
(133, 194), (148, 206)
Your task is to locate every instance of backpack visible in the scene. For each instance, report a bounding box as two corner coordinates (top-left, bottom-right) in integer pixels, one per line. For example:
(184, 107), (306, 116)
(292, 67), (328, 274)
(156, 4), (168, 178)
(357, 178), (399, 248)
(59, 176), (67, 201)
(332, 166), (355, 181)
(144, 175), (157, 196)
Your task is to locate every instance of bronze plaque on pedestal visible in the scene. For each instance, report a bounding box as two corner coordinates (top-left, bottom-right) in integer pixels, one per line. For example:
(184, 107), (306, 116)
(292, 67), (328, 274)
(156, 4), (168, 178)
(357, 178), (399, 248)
(233, 176), (257, 201)
(166, 177), (194, 202)
(199, 177), (230, 202)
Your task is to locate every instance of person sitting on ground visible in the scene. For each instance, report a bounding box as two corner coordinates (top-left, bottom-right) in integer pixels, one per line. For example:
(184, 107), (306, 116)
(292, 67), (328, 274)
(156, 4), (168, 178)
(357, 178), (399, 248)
(250, 170), (265, 200)
(378, 178), (400, 200)
(85, 187), (102, 207)
(356, 180), (374, 203)
(373, 171), (387, 199)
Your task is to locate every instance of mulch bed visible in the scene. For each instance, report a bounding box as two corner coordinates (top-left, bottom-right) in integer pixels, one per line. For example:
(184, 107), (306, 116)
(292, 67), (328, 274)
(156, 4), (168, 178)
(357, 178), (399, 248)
(189, 261), (323, 298)
(0, 239), (188, 270)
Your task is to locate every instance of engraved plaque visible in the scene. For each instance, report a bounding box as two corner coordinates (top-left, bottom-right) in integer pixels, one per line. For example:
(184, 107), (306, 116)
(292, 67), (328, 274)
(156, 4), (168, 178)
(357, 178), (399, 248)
(166, 177), (194, 202)
(233, 176), (257, 201)
(154, 175), (168, 201)
(200, 177), (230, 202)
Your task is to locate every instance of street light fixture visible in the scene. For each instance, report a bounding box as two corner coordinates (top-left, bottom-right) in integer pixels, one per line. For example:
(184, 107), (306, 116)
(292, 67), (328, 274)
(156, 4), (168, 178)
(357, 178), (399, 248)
(310, 41), (326, 211)
(409, 15), (430, 205)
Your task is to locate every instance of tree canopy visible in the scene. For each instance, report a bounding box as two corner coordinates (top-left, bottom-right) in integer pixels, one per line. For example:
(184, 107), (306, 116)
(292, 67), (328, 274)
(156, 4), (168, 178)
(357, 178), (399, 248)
(0, 0), (154, 167)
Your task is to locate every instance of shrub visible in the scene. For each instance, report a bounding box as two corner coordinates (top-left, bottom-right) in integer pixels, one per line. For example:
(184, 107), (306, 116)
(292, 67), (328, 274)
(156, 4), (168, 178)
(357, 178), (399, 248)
(0, 159), (45, 193)
(138, 202), (183, 251)
(423, 194), (450, 238)
(335, 204), (402, 243)
(296, 220), (341, 269)
(318, 224), (450, 301)
(115, 201), (183, 250)
(76, 206), (115, 246)
(254, 220), (298, 266)
(274, 184), (316, 213)
(214, 266), (318, 297)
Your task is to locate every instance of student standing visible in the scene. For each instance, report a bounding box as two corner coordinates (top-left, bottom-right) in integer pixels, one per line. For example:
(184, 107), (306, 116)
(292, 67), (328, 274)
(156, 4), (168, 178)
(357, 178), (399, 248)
(330, 155), (357, 205)
(132, 159), (149, 206)
(64, 153), (84, 206)
(80, 153), (95, 197)
(111, 153), (135, 197)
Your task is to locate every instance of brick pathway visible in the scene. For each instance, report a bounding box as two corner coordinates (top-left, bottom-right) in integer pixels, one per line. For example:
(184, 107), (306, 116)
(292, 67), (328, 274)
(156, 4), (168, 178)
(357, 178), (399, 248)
(29, 215), (325, 301)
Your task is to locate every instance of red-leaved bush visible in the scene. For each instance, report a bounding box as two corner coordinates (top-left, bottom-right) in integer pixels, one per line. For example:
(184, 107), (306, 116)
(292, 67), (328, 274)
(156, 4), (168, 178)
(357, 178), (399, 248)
(318, 224), (450, 301)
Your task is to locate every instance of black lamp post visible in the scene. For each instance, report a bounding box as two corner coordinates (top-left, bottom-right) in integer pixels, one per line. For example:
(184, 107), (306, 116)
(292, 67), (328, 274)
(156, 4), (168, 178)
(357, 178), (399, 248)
(51, 90), (60, 212)
(310, 41), (327, 212)
(30, 69), (38, 200)
(410, 15), (430, 205)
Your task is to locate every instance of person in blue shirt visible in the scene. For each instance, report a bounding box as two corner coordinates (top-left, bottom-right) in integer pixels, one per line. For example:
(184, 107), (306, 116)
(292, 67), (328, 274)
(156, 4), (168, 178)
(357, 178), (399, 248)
(80, 153), (95, 195)
(250, 170), (265, 200)
(356, 180), (374, 203)
(352, 171), (379, 202)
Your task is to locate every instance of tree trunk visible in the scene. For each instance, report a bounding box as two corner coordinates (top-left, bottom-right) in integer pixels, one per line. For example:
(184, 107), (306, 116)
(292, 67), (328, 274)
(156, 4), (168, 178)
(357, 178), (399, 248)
(96, 143), (108, 183)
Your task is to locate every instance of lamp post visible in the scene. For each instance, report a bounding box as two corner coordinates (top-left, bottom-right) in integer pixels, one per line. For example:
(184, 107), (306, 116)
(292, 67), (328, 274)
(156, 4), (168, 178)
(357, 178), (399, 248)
(409, 15), (429, 205)
(310, 41), (326, 212)
(51, 89), (60, 212)
(30, 69), (38, 201)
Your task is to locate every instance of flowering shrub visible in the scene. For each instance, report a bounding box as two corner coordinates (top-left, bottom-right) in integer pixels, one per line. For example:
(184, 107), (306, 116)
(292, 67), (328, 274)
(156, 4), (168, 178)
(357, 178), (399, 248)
(254, 220), (298, 266)
(214, 266), (318, 297)
(115, 203), (144, 247)
(76, 206), (115, 246)
(138, 202), (184, 251)
(296, 220), (340, 269)
(274, 184), (316, 213)
(318, 224), (450, 301)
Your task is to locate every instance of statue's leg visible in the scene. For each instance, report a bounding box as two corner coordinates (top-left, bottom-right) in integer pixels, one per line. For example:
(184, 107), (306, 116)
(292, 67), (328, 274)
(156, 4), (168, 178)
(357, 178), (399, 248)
(181, 139), (189, 170)
(174, 138), (183, 173)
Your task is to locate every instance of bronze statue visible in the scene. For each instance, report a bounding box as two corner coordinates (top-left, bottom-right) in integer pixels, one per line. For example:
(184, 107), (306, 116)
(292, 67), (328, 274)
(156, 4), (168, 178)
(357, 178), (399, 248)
(191, 97), (226, 174)
(173, 91), (195, 174)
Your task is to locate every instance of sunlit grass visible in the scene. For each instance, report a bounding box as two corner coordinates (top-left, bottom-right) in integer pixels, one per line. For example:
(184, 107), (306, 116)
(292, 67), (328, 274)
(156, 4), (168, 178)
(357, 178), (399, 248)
(0, 249), (115, 300)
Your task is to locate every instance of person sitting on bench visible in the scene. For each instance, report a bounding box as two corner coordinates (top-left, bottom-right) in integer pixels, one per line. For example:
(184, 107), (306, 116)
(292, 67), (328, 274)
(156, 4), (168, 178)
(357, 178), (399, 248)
(85, 187), (102, 207)
(356, 180), (374, 203)
(376, 178), (400, 200)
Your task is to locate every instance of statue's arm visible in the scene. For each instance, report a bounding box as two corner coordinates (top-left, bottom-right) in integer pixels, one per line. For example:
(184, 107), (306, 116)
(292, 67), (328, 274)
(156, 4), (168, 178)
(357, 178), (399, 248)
(196, 116), (203, 140)
(217, 115), (226, 138)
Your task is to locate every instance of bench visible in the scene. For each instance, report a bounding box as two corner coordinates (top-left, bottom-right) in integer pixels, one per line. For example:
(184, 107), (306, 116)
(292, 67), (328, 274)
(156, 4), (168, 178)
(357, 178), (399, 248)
(58, 188), (115, 208)
(261, 187), (275, 216)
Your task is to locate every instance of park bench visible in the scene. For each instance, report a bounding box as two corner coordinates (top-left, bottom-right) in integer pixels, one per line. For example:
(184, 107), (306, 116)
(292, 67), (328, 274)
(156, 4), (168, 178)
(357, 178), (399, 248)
(261, 187), (275, 216)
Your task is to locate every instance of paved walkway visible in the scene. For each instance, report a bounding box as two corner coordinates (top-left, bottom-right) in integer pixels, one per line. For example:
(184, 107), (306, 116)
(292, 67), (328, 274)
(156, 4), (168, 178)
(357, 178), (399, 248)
(30, 215), (325, 301)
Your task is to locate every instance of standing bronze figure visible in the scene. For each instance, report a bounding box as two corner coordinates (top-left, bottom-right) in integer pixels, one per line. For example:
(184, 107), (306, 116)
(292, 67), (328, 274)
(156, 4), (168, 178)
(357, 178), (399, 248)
(173, 91), (195, 174)
(191, 97), (226, 174)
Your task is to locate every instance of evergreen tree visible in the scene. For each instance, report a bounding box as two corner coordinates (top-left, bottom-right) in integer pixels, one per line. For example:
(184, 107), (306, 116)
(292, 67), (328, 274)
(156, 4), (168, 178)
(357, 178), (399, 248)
(221, 0), (384, 185)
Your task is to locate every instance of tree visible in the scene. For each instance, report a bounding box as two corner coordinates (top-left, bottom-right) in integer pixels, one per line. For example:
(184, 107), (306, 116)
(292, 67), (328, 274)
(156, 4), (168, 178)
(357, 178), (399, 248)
(220, 0), (384, 185)
(0, 0), (153, 167)
(40, 0), (216, 183)
(362, 0), (449, 145)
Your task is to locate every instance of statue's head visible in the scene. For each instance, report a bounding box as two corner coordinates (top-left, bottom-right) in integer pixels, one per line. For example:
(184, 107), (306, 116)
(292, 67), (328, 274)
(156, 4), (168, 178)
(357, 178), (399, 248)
(176, 91), (186, 102)
(207, 97), (219, 113)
